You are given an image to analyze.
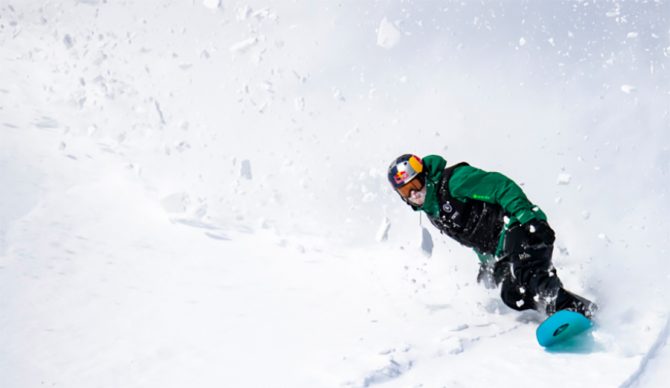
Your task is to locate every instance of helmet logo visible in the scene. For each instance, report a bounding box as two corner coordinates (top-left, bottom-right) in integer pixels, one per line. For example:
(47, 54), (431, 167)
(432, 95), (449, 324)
(393, 171), (408, 184)
(442, 202), (453, 213)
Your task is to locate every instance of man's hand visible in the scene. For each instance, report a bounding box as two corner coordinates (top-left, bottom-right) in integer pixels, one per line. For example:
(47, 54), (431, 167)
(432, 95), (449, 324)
(524, 219), (555, 246)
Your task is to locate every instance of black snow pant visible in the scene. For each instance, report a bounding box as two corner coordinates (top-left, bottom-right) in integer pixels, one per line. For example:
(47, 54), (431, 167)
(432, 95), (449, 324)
(493, 224), (563, 314)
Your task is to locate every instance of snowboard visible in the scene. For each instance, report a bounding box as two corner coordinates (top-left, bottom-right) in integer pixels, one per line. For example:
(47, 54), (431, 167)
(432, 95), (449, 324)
(536, 310), (592, 347)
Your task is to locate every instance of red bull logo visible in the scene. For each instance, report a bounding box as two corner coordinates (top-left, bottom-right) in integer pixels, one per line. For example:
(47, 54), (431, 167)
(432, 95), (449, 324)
(394, 170), (408, 184)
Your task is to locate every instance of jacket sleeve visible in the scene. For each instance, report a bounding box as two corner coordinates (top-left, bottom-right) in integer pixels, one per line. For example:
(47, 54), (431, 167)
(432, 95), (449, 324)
(448, 165), (546, 225)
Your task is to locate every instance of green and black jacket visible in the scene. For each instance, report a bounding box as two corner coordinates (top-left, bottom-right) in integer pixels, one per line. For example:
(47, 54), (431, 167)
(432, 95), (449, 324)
(415, 155), (547, 260)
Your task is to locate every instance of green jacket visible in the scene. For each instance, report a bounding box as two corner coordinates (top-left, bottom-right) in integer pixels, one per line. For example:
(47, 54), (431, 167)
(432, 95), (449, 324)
(417, 155), (547, 260)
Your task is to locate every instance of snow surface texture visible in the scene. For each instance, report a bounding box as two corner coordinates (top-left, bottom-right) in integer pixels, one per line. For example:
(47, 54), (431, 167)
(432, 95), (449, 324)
(1, 1), (669, 387)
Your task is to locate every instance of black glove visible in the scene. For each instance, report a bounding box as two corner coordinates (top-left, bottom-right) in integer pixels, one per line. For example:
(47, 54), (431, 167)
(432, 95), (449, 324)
(524, 219), (555, 246)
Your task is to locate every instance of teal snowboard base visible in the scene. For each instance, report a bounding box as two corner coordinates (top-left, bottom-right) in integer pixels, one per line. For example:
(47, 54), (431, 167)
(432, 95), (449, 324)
(536, 310), (592, 347)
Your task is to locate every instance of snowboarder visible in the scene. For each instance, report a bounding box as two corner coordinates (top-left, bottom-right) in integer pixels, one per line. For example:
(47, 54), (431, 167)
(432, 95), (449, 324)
(387, 154), (597, 318)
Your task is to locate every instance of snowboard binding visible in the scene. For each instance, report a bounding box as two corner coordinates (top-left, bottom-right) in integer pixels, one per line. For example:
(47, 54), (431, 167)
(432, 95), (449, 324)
(548, 288), (598, 319)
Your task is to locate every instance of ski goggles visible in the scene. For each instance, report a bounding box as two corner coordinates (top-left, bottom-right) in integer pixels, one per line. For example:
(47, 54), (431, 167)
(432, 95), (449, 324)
(396, 176), (425, 200)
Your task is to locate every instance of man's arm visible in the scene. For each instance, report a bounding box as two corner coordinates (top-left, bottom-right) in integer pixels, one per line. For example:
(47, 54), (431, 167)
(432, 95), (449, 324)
(448, 165), (547, 225)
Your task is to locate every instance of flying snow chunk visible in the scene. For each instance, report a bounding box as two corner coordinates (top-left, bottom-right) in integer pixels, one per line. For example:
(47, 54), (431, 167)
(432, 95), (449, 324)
(202, 0), (221, 10)
(420, 227), (433, 257)
(362, 192), (376, 203)
(626, 32), (639, 39)
(230, 37), (258, 53)
(606, 5), (621, 17)
(376, 18), (401, 49)
(441, 337), (464, 355)
(34, 116), (59, 129)
(621, 84), (637, 94)
(519, 37), (527, 47)
(557, 173), (572, 185)
(332, 88), (346, 102)
(294, 97), (305, 111)
(161, 192), (190, 213)
(63, 34), (74, 49)
(237, 5), (252, 20)
(240, 160), (252, 180)
(376, 217), (391, 242)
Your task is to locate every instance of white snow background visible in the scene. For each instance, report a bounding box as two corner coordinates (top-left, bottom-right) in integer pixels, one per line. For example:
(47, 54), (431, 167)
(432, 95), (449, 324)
(1, 1), (669, 387)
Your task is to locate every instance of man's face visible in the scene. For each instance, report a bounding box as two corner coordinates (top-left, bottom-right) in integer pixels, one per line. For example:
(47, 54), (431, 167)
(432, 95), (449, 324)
(397, 178), (427, 206)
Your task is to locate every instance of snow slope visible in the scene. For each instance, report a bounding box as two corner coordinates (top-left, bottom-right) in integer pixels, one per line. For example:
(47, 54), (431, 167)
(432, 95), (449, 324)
(1, 1), (669, 387)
